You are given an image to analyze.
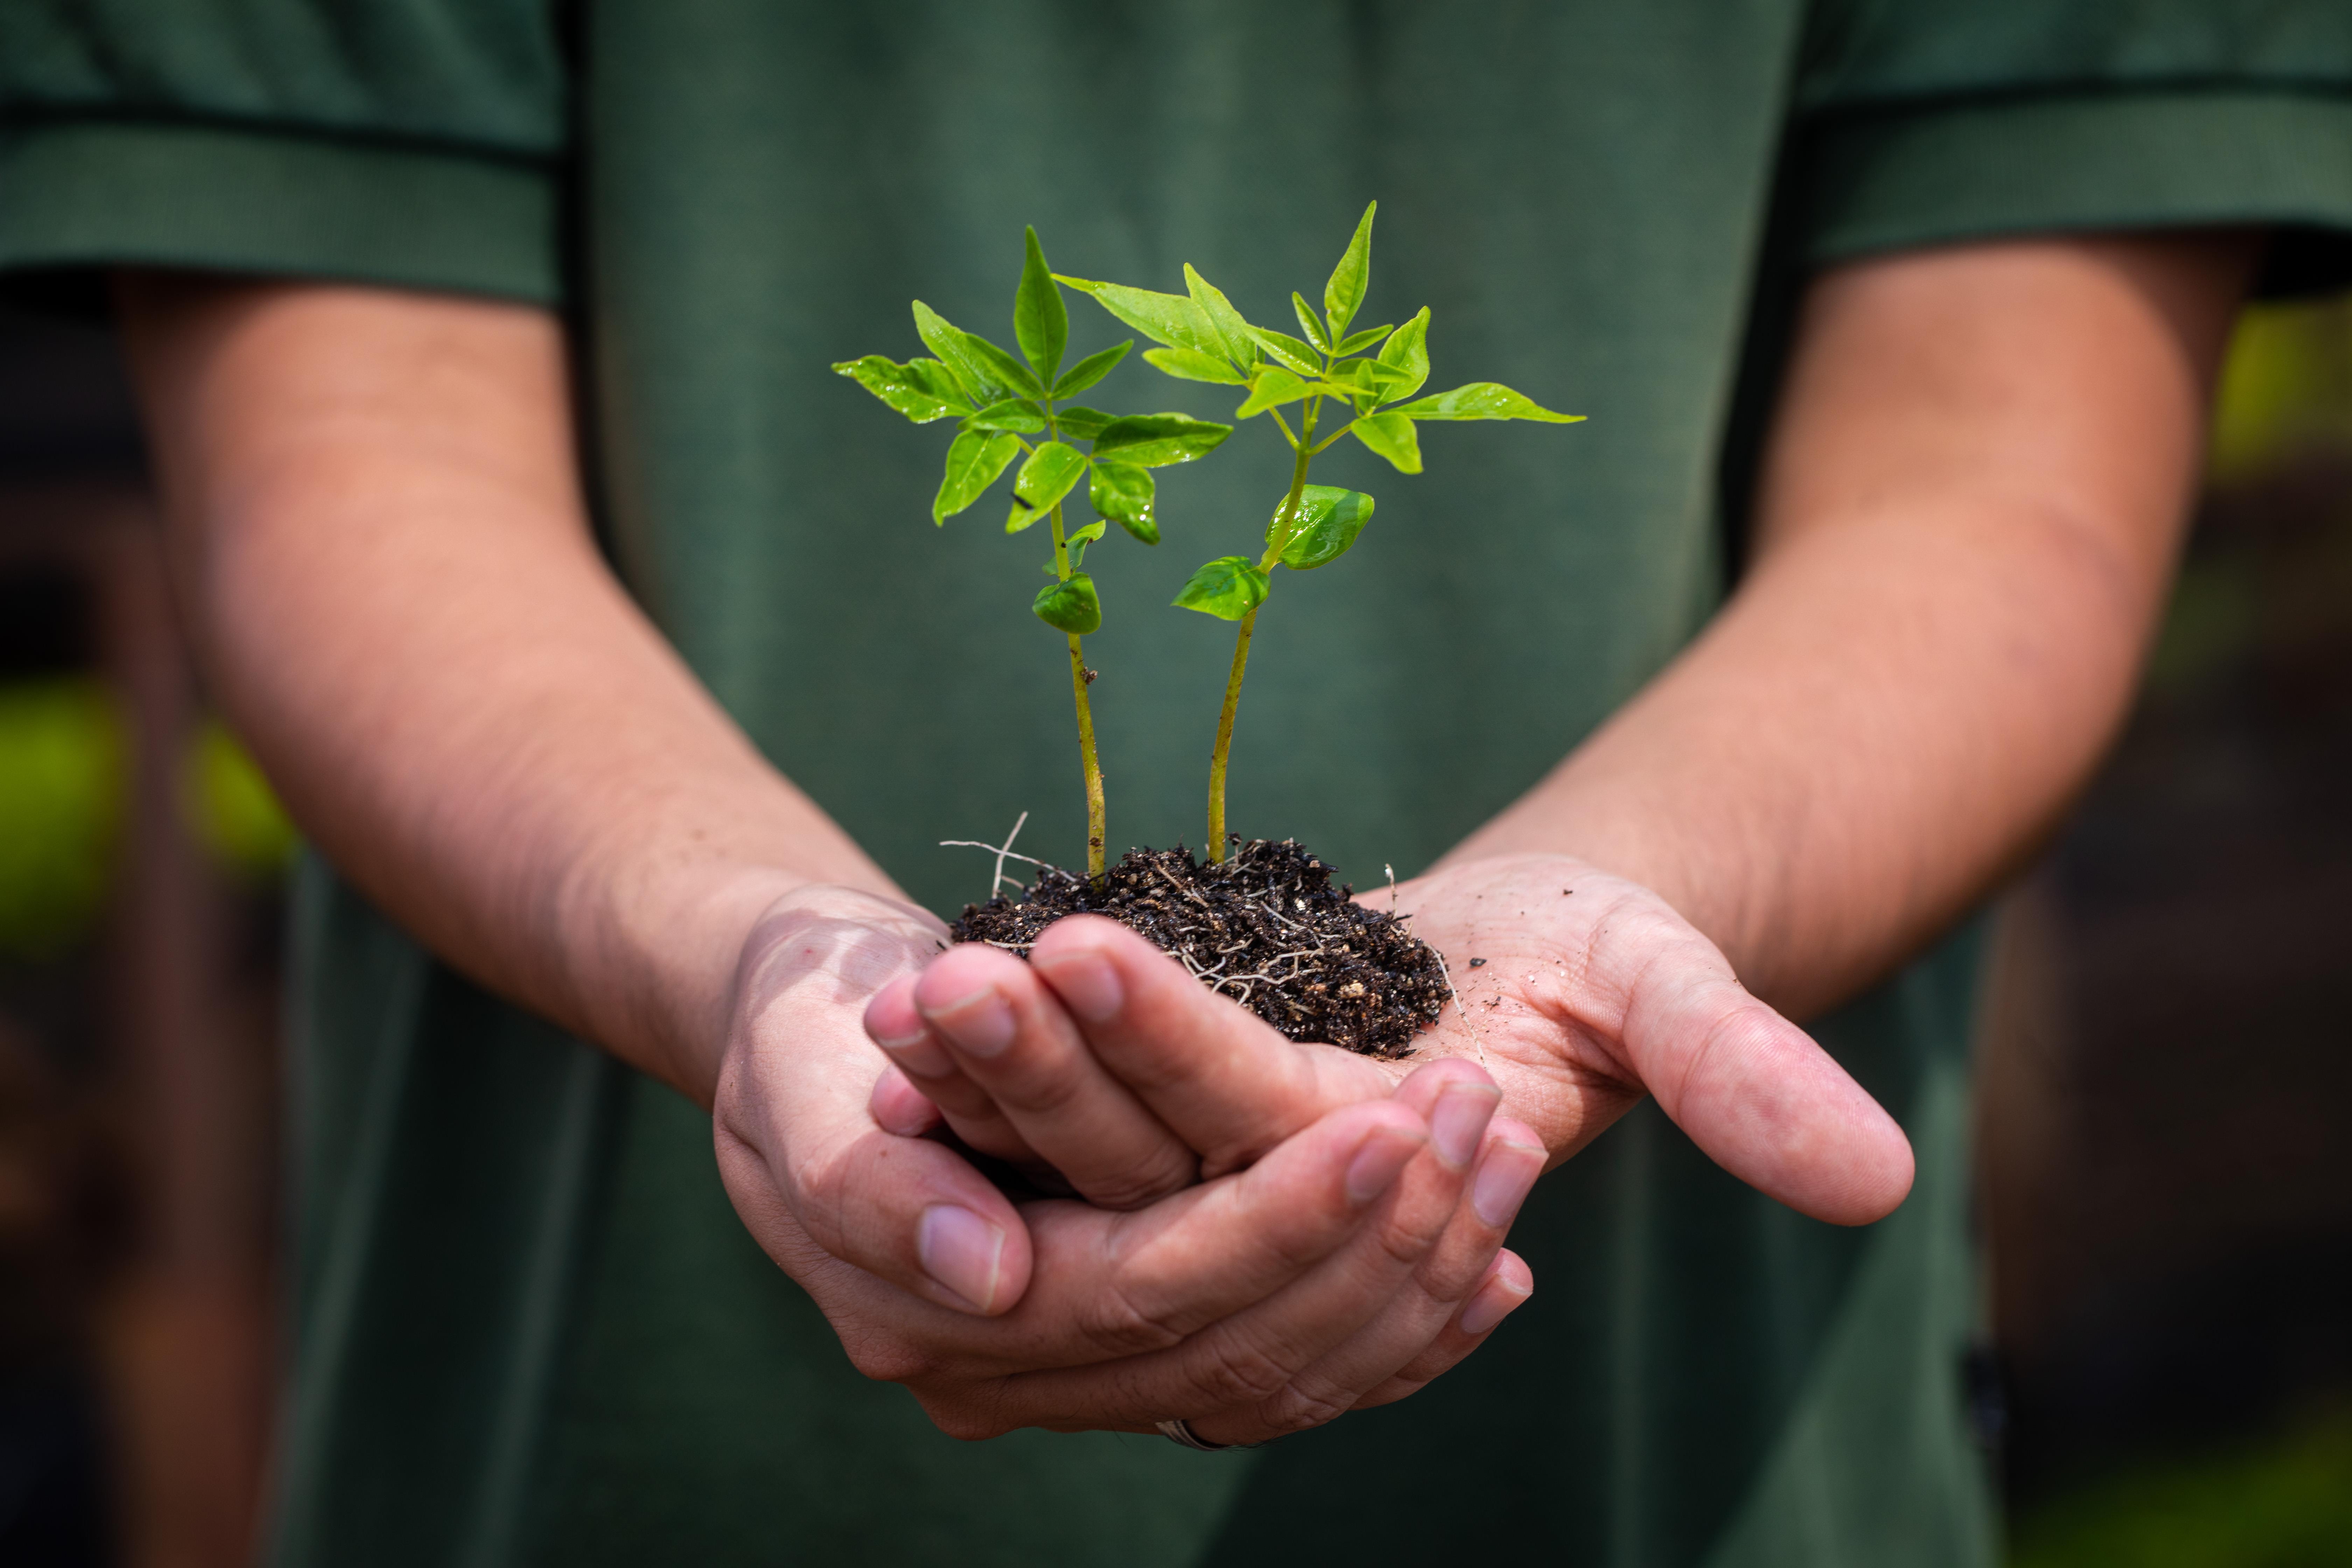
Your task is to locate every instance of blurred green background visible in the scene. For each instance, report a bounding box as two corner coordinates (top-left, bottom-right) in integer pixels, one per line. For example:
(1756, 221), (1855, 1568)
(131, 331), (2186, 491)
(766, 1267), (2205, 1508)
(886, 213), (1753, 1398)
(0, 680), (295, 960)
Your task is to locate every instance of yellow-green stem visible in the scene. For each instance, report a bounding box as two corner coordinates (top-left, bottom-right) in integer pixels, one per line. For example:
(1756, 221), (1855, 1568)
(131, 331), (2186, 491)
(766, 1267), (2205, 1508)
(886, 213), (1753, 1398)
(1208, 388), (1322, 863)
(1206, 607), (1254, 861)
(1068, 631), (1106, 877)
(1046, 489), (1108, 878)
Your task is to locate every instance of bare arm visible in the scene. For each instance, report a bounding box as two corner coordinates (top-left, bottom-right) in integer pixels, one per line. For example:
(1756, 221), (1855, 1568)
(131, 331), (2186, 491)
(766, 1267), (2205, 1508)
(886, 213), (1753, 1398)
(117, 275), (883, 1101)
(1447, 233), (2257, 1015)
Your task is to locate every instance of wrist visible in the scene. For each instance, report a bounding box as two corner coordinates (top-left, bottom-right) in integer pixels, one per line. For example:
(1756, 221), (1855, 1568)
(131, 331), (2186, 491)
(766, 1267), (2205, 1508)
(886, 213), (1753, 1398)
(557, 848), (817, 1105)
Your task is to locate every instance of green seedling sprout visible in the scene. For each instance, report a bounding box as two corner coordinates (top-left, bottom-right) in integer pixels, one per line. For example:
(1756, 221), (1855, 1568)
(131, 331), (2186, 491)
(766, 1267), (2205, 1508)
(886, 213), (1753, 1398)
(1061, 202), (1584, 861)
(835, 228), (1233, 877)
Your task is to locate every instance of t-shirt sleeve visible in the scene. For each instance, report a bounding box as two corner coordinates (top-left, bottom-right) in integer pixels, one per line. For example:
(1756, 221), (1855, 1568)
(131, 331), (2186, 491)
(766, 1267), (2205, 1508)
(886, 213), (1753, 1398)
(1792, 0), (2352, 295)
(0, 0), (568, 306)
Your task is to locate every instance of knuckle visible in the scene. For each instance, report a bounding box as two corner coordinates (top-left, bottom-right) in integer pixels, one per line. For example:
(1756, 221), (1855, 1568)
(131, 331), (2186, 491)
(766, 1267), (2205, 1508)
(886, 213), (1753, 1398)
(986, 1042), (1087, 1113)
(1371, 1209), (1441, 1272)
(1075, 1280), (1188, 1358)
(1187, 1339), (1295, 1410)
(840, 1332), (932, 1386)
(913, 1391), (1011, 1443)
(1254, 1377), (1355, 1436)
(1077, 1150), (1199, 1214)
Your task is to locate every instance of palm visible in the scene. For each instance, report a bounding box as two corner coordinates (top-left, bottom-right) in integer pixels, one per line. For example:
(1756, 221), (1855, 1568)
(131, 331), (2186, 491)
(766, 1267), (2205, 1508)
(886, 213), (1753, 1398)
(1376, 853), (1913, 1225)
(1374, 860), (1653, 1171)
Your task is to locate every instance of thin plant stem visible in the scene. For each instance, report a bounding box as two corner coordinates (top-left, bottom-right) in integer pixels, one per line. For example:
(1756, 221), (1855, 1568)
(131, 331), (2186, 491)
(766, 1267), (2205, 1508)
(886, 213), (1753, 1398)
(1208, 379), (1324, 863)
(1205, 606), (1253, 861)
(1046, 482), (1109, 879)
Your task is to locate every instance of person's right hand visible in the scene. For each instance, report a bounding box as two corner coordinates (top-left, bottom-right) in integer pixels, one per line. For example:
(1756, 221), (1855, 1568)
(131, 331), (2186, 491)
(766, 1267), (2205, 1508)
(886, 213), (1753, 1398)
(710, 883), (1541, 1444)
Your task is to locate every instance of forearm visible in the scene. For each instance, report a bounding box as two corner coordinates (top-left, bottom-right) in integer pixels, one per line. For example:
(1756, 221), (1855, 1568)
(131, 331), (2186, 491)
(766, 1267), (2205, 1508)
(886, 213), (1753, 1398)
(117, 274), (896, 1100)
(1446, 235), (2255, 1016)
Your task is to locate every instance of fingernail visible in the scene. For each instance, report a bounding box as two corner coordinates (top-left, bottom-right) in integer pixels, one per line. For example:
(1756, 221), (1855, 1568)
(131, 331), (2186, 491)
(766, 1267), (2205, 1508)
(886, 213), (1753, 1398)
(1430, 1083), (1500, 1170)
(924, 985), (1016, 1058)
(1458, 1274), (1533, 1337)
(1344, 1126), (1423, 1204)
(917, 1204), (1004, 1311)
(1036, 949), (1123, 1023)
(1472, 1142), (1544, 1228)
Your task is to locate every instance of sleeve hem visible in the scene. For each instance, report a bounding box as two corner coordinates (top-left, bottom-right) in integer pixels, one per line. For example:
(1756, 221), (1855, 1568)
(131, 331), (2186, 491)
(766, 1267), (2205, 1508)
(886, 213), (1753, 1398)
(0, 117), (563, 306)
(1800, 87), (2352, 296)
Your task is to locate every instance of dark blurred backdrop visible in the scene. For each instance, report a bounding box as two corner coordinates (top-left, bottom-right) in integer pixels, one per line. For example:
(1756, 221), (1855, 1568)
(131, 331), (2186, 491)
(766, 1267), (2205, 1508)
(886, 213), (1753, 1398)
(0, 287), (2346, 1567)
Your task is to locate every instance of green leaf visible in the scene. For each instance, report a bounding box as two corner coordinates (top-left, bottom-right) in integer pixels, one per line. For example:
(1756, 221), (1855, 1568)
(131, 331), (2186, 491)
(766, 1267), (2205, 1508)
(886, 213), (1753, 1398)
(1051, 341), (1130, 399)
(1089, 460), (1157, 544)
(1291, 292), (1330, 352)
(1183, 265), (1258, 369)
(1323, 201), (1376, 336)
(1013, 440), (1088, 511)
(1032, 573), (1102, 635)
(1052, 405), (1114, 440)
(904, 358), (972, 408)
(912, 301), (1014, 405)
(934, 429), (1023, 522)
(1351, 412), (1422, 474)
(1376, 307), (1431, 401)
(1337, 357), (1413, 414)
(1246, 325), (1322, 377)
(1065, 518), (1108, 569)
(1387, 382), (1582, 422)
(1173, 556), (1270, 621)
(1054, 276), (1225, 359)
(960, 332), (1046, 399)
(1015, 226), (1068, 384)
(964, 398), (1046, 434)
(833, 356), (967, 423)
(1233, 367), (1316, 420)
(1091, 412), (1232, 468)
(1334, 323), (1393, 356)
(1267, 484), (1375, 570)
(1143, 346), (1247, 385)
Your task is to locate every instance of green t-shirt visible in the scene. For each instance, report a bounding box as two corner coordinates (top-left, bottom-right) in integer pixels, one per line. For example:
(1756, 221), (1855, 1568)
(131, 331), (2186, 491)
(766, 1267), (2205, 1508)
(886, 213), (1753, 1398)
(7, 4), (2350, 1563)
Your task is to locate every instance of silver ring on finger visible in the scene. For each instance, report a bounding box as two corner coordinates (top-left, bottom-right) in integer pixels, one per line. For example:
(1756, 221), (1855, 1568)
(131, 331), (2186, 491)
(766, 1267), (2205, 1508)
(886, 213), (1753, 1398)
(1155, 1418), (1260, 1452)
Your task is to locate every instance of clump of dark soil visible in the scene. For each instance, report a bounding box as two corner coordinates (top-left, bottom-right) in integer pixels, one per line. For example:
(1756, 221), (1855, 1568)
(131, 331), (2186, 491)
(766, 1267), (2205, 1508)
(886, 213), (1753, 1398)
(950, 838), (1448, 1059)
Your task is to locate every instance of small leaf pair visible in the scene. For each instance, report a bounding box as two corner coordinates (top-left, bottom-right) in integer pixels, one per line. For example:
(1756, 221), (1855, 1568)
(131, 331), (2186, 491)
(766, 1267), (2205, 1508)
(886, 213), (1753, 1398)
(1171, 486), (1374, 619)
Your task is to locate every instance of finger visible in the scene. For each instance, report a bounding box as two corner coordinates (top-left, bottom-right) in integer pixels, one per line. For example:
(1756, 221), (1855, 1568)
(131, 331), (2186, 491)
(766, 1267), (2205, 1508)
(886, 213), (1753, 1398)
(867, 1062), (944, 1138)
(908, 943), (1199, 1209)
(1578, 895), (1914, 1223)
(775, 1095), (1437, 1404)
(864, 972), (1042, 1166)
(719, 933), (1039, 1317)
(1030, 915), (1396, 1177)
(1185, 1111), (1540, 1442)
(718, 1115), (1034, 1317)
(992, 1070), (1493, 1434)
(1351, 1248), (1536, 1410)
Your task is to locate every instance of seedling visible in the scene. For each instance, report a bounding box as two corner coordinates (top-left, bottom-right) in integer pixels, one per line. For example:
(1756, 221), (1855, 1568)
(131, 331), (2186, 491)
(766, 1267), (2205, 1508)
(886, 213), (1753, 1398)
(834, 228), (1231, 876)
(1060, 202), (1582, 860)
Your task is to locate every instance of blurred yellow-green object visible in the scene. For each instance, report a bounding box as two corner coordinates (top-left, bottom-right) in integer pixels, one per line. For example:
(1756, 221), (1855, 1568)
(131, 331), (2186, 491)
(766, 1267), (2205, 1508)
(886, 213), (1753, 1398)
(0, 677), (299, 960)
(2011, 1414), (2352, 1568)
(186, 716), (301, 880)
(2208, 297), (2352, 485)
(0, 677), (122, 958)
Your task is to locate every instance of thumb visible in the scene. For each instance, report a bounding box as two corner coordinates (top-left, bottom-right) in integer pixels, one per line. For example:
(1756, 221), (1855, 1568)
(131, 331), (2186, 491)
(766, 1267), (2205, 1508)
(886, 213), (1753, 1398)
(1588, 894), (1913, 1224)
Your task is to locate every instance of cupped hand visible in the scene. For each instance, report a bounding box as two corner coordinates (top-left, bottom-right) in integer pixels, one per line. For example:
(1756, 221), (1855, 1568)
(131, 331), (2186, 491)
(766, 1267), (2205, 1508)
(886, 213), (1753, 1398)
(1386, 853), (1914, 1223)
(866, 852), (1912, 1229)
(713, 884), (1538, 1443)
